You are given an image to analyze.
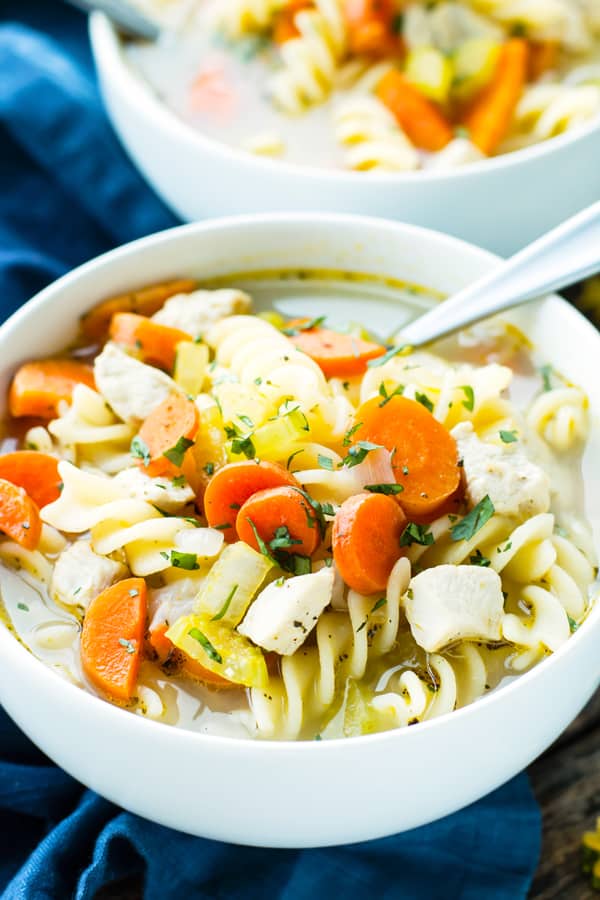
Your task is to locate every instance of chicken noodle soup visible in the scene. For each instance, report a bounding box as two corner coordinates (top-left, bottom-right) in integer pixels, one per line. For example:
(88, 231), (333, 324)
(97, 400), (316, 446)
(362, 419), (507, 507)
(126, 0), (600, 171)
(0, 272), (597, 740)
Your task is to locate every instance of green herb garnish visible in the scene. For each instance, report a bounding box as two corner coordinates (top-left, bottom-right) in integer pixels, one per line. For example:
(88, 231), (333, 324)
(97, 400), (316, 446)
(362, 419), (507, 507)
(342, 422), (362, 446)
(188, 628), (223, 663)
(400, 523), (434, 547)
(211, 584), (238, 621)
(460, 385), (475, 412)
(415, 392), (434, 413)
(378, 382), (404, 407)
(499, 430), (518, 443)
(540, 364), (553, 392)
(318, 454), (335, 471)
(364, 483), (404, 495)
(282, 315), (326, 336)
(163, 436), (194, 467)
(450, 496), (495, 542)
(342, 440), (383, 468)
(367, 345), (408, 368)
(130, 435), (150, 467)
(470, 549), (491, 567)
(119, 638), (136, 655)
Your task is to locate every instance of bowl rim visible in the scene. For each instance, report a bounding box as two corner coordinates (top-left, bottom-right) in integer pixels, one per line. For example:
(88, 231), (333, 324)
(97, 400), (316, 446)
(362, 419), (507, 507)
(0, 210), (599, 753)
(89, 11), (600, 188)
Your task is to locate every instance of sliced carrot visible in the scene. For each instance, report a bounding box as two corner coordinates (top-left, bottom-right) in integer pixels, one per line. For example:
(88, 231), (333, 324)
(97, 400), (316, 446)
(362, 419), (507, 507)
(110, 312), (191, 372)
(462, 38), (529, 155)
(273, 0), (311, 43)
(343, 0), (400, 57)
(287, 325), (385, 377)
(80, 279), (197, 342)
(0, 451), (61, 508)
(528, 41), (559, 81)
(352, 395), (461, 519)
(81, 578), (146, 702)
(148, 623), (234, 688)
(0, 479), (42, 550)
(376, 70), (453, 151)
(136, 394), (198, 478)
(333, 492), (406, 594)
(236, 485), (321, 556)
(204, 460), (300, 541)
(8, 360), (95, 419)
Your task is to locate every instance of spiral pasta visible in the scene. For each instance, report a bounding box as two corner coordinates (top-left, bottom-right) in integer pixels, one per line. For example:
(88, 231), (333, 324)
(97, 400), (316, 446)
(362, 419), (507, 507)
(502, 82), (600, 151)
(268, 0), (347, 113)
(250, 557), (410, 738)
(219, 0), (284, 37)
(465, 0), (590, 48)
(527, 386), (589, 451)
(333, 96), (419, 171)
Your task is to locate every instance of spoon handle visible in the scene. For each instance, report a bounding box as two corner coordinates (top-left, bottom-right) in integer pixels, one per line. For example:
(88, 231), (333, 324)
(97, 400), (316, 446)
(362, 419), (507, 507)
(400, 200), (600, 347)
(63, 0), (160, 40)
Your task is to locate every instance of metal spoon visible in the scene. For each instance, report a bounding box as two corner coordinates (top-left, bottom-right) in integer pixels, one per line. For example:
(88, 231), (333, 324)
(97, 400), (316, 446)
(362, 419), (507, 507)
(400, 200), (600, 347)
(63, 0), (160, 40)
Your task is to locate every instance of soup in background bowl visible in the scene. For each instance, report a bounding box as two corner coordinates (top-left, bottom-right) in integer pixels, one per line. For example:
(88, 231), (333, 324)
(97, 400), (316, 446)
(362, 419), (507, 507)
(0, 214), (598, 846)
(90, 11), (600, 254)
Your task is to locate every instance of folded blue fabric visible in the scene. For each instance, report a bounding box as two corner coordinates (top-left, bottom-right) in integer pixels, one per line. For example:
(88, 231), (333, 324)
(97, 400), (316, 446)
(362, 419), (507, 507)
(0, 4), (541, 897)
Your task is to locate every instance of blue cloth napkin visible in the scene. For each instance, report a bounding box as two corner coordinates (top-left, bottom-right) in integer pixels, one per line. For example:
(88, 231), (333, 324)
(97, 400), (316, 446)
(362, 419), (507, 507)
(0, 4), (541, 897)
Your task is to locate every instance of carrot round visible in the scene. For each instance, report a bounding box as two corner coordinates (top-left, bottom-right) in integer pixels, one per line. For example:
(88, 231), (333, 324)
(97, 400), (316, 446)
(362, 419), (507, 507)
(0, 479), (42, 550)
(81, 278), (197, 342)
(204, 460), (300, 541)
(288, 325), (385, 377)
(462, 38), (529, 155)
(81, 577), (147, 702)
(148, 623), (234, 688)
(9, 360), (95, 419)
(0, 451), (61, 508)
(352, 395), (461, 519)
(273, 0), (311, 43)
(136, 393), (198, 477)
(343, 0), (400, 57)
(333, 492), (406, 594)
(376, 70), (453, 151)
(110, 312), (191, 372)
(236, 485), (320, 556)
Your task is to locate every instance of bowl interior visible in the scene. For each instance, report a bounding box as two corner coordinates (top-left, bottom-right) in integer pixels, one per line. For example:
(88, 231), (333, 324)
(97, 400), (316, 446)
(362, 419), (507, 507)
(90, 12), (600, 187)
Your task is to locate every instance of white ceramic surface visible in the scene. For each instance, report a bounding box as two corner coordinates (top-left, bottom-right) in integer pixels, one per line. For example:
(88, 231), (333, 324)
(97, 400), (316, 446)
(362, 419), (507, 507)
(0, 214), (599, 848)
(89, 12), (600, 256)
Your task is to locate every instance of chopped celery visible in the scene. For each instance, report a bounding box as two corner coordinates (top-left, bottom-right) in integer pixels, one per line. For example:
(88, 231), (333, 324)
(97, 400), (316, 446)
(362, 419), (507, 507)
(213, 382), (272, 432)
(194, 542), (274, 625)
(167, 613), (268, 688)
(343, 680), (390, 737)
(405, 47), (454, 104)
(258, 310), (286, 329)
(452, 38), (501, 101)
(174, 342), (209, 396)
(243, 411), (309, 462)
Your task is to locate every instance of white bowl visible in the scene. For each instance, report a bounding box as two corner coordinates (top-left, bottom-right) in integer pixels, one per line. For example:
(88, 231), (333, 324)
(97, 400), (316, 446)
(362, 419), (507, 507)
(89, 13), (600, 256)
(0, 214), (599, 847)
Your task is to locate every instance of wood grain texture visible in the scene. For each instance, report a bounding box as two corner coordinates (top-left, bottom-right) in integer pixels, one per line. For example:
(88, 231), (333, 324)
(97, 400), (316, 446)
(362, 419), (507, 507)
(529, 691), (600, 899)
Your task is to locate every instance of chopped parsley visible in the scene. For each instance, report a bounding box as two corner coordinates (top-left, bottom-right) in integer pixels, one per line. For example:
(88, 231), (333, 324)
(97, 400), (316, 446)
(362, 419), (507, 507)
(450, 495), (495, 542)
(163, 436), (194, 467)
(568, 615), (579, 633)
(118, 638), (136, 655)
(460, 385), (475, 412)
(342, 440), (384, 468)
(318, 454), (335, 471)
(160, 550), (200, 570)
(286, 448), (305, 470)
(282, 315), (326, 336)
(211, 584), (238, 621)
(364, 483), (404, 495)
(188, 628), (222, 663)
(367, 344), (409, 368)
(378, 382), (404, 407)
(269, 526), (302, 551)
(130, 435), (150, 467)
(470, 549), (491, 567)
(17, 602), (29, 612)
(540, 364), (553, 392)
(128, 588), (139, 597)
(237, 414), (254, 429)
(400, 522), (434, 547)
(499, 430), (518, 443)
(204, 462), (215, 476)
(342, 422), (362, 446)
(230, 434), (256, 459)
(415, 392), (434, 413)
(371, 597), (386, 612)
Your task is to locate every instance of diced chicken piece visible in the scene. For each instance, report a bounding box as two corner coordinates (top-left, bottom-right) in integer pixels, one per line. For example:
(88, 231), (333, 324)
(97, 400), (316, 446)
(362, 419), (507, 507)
(405, 564), (504, 652)
(51, 540), (128, 610)
(151, 289), (252, 338)
(114, 467), (195, 513)
(148, 577), (203, 632)
(94, 342), (182, 422)
(452, 421), (550, 520)
(238, 567), (334, 656)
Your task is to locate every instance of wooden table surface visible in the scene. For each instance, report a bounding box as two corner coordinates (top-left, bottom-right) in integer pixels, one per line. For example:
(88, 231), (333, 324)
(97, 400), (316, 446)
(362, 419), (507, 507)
(529, 690), (600, 898)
